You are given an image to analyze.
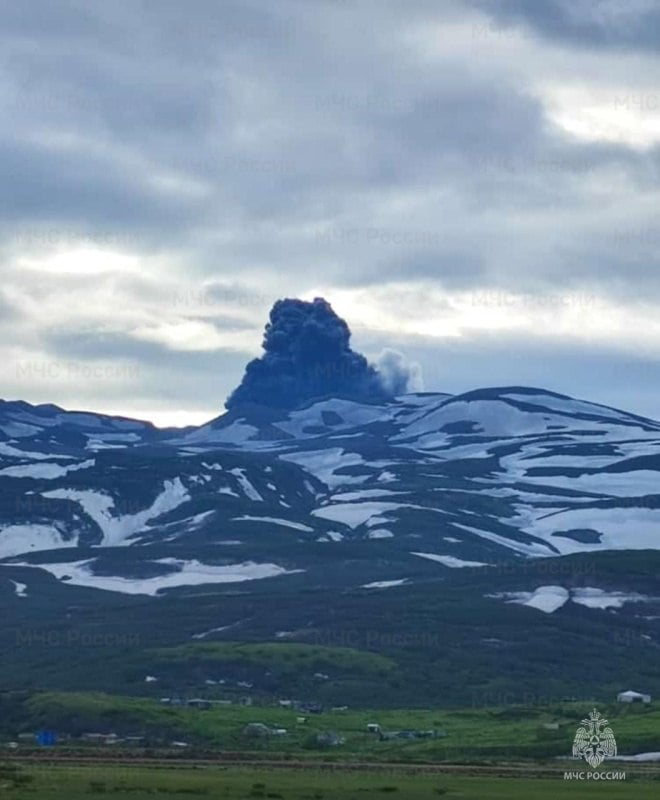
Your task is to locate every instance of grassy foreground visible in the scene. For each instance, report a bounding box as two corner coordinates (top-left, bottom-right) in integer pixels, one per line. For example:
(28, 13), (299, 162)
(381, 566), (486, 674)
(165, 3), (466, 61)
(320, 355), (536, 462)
(0, 763), (652, 800)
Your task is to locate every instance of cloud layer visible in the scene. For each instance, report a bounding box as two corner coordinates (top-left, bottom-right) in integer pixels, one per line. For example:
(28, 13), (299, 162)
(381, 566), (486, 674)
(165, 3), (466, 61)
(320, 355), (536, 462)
(1, 1), (659, 424)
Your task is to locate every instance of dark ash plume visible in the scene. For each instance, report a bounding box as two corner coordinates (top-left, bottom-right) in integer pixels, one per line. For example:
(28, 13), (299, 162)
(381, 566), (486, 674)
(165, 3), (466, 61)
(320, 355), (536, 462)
(226, 297), (393, 409)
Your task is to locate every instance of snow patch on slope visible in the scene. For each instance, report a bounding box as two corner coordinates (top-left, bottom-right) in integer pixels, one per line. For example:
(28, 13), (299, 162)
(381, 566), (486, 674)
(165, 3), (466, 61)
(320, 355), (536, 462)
(0, 442), (68, 461)
(10, 580), (28, 597)
(280, 448), (366, 488)
(362, 578), (408, 589)
(232, 515), (314, 532)
(571, 587), (647, 609)
(229, 468), (263, 501)
(14, 557), (301, 595)
(490, 585), (649, 613)
(412, 552), (490, 568)
(0, 460), (95, 479)
(275, 399), (390, 438)
(524, 507), (660, 554)
(0, 524), (76, 559)
(312, 501), (402, 529)
(184, 419), (260, 446)
(42, 479), (190, 547)
(493, 585), (570, 613)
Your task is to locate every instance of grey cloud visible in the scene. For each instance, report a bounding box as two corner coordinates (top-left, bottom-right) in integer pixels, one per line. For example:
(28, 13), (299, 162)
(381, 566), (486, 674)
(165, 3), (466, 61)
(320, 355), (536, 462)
(358, 328), (660, 421)
(346, 250), (485, 290)
(470, 0), (660, 52)
(0, 139), (203, 243)
(0, 0), (658, 421)
(43, 328), (254, 366)
(0, 290), (21, 322)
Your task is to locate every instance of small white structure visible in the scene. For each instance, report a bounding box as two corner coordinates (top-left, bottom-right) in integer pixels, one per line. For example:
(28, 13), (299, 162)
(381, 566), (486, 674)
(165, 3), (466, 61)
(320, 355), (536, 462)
(367, 723), (381, 733)
(617, 690), (651, 704)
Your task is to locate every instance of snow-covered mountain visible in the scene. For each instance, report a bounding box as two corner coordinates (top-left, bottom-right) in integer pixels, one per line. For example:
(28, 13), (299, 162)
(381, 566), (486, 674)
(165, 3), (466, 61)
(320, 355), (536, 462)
(3, 387), (660, 705)
(1, 386), (659, 596)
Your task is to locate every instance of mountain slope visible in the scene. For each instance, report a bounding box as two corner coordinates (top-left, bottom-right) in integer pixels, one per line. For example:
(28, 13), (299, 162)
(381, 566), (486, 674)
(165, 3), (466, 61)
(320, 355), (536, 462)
(1, 386), (660, 571)
(1, 387), (660, 704)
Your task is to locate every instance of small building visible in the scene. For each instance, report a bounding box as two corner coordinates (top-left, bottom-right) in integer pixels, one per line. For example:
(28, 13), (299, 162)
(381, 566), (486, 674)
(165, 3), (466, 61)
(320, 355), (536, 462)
(378, 728), (444, 741)
(367, 723), (381, 734)
(81, 733), (106, 743)
(81, 733), (121, 745)
(617, 690), (651, 704)
(243, 723), (271, 739)
(187, 699), (212, 710)
(315, 731), (345, 747)
(417, 729), (442, 739)
(160, 696), (184, 706)
(300, 702), (323, 714)
(379, 731), (399, 741)
(36, 731), (57, 746)
(396, 730), (417, 740)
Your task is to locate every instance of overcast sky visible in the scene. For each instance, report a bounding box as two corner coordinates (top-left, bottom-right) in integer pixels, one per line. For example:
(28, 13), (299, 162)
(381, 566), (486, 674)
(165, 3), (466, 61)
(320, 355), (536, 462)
(2, 0), (659, 426)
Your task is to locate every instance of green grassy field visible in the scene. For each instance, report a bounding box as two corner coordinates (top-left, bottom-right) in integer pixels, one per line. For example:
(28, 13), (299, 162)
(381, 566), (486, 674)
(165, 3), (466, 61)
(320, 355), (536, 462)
(0, 763), (653, 800)
(151, 642), (396, 676)
(7, 691), (660, 761)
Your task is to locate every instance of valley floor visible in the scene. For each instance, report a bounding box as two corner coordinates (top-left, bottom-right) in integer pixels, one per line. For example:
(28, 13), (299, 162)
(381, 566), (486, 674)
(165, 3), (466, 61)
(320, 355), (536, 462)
(1, 762), (654, 800)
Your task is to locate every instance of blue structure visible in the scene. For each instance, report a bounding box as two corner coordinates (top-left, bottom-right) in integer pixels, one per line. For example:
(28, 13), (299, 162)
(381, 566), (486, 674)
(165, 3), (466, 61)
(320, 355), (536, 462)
(36, 730), (57, 746)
